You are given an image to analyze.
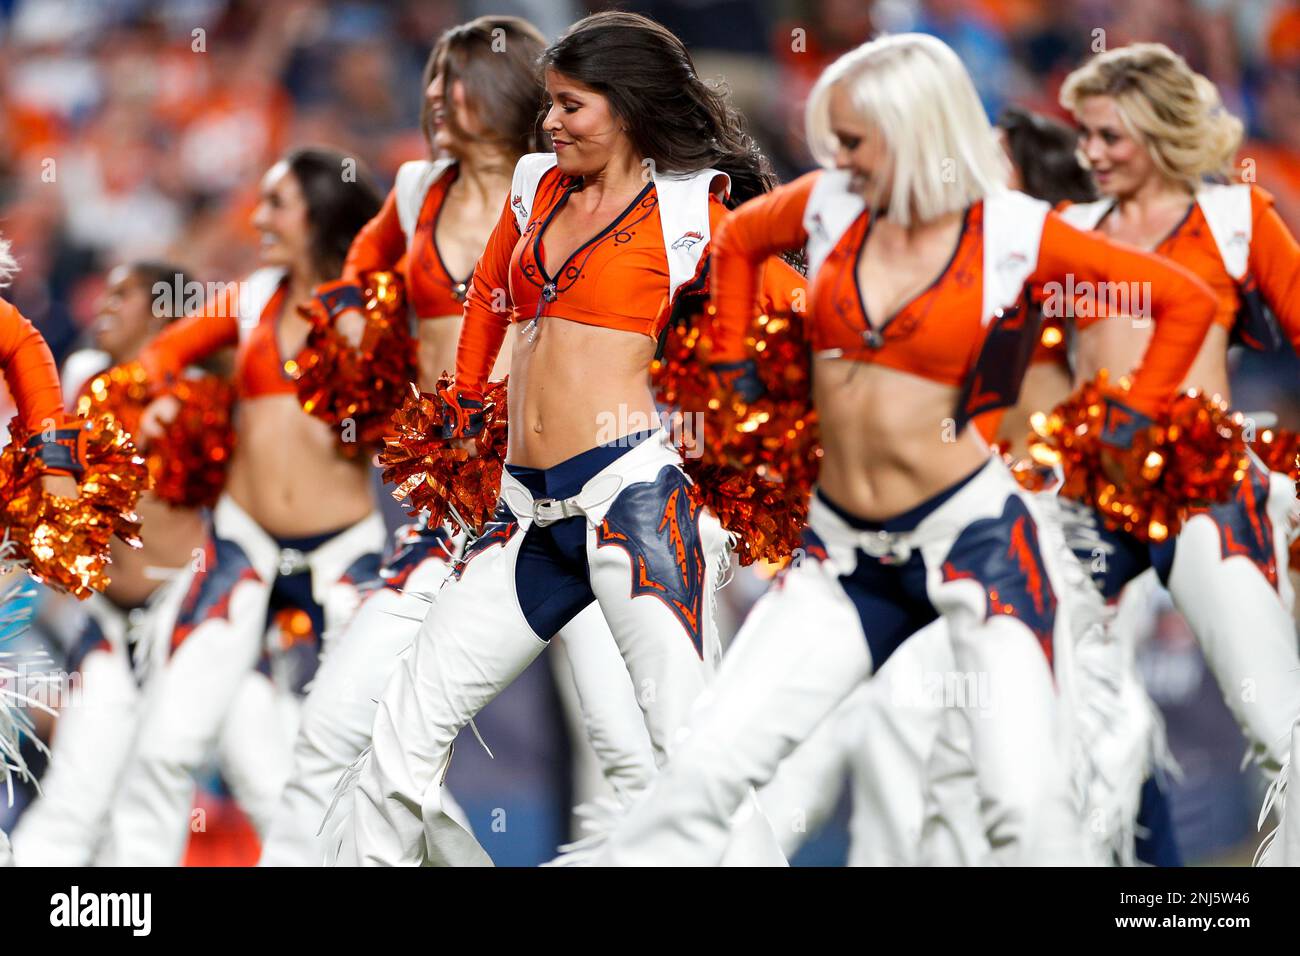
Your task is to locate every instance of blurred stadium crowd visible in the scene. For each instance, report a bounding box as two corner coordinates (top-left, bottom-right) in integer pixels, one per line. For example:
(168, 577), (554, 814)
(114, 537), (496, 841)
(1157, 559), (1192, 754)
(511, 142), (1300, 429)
(2, 0), (1300, 864)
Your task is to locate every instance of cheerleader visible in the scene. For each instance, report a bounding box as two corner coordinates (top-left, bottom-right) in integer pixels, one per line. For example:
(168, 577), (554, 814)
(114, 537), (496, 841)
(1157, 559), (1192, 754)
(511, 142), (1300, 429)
(0, 234), (81, 863)
(1058, 43), (1300, 864)
(260, 16), (655, 866)
(10, 261), (209, 866)
(334, 11), (794, 866)
(98, 148), (388, 866)
(592, 33), (1217, 866)
(756, 107), (1110, 866)
(0, 238), (80, 501)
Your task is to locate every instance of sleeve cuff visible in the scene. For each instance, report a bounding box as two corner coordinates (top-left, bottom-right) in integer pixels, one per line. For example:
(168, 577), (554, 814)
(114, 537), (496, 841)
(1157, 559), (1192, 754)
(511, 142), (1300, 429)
(25, 423), (87, 475)
(316, 280), (365, 318)
(1099, 395), (1153, 448)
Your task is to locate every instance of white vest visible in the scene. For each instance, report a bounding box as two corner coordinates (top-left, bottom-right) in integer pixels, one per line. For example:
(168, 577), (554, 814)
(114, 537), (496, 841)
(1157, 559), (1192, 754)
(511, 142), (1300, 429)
(237, 267), (287, 336)
(800, 172), (1050, 325)
(507, 152), (729, 303)
(1056, 198), (1112, 232)
(393, 158), (457, 249)
(1195, 182), (1252, 281)
(1059, 184), (1253, 281)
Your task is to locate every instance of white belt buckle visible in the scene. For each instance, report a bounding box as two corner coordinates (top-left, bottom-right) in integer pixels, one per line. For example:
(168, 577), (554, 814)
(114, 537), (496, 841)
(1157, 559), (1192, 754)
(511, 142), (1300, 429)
(278, 547), (309, 577)
(860, 529), (908, 565)
(532, 497), (572, 527)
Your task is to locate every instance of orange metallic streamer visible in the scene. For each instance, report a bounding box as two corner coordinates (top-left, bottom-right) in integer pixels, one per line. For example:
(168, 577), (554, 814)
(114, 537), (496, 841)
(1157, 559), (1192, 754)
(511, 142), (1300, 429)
(77, 361), (234, 509)
(1028, 373), (1251, 542)
(0, 415), (149, 598)
(294, 270), (417, 456)
(378, 376), (509, 536)
(652, 303), (818, 566)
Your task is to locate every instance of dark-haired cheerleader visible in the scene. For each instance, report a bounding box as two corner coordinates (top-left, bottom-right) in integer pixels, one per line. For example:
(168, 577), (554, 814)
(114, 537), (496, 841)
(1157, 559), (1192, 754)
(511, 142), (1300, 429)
(261, 16), (656, 867)
(334, 11), (799, 866)
(98, 148), (388, 866)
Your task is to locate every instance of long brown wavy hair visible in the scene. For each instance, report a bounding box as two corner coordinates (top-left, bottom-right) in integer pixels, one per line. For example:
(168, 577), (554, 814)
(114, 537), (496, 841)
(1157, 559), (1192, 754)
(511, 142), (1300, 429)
(539, 11), (776, 208)
(421, 16), (547, 161)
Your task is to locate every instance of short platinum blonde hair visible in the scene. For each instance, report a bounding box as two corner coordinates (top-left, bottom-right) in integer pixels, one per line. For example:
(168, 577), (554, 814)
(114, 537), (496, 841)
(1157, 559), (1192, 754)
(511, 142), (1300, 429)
(0, 234), (16, 288)
(805, 33), (1008, 226)
(1060, 43), (1243, 188)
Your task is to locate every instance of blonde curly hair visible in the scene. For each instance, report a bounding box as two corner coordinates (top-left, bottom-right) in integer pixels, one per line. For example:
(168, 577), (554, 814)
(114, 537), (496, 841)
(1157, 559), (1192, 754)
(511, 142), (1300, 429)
(1060, 43), (1243, 188)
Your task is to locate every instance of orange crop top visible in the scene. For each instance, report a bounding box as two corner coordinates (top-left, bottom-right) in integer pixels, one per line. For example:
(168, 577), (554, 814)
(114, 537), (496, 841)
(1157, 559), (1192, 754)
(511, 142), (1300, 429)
(343, 163), (469, 319)
(710, 171), (1218, 418)
(1069, 184), (1300, 350)
(456, 167), (726, 392)
(1, 297), (67, 434)
(139, 271), (293, 400)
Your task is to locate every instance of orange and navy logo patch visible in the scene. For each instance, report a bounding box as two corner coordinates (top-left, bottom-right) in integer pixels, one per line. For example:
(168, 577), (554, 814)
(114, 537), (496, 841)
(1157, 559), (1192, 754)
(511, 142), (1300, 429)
(941, 498), (1057, 668)
(596, 466), (707, 657)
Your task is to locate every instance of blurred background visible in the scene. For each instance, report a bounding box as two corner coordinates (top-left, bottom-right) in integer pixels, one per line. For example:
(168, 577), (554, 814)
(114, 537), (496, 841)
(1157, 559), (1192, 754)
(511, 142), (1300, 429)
(2, 0), (1299, 865)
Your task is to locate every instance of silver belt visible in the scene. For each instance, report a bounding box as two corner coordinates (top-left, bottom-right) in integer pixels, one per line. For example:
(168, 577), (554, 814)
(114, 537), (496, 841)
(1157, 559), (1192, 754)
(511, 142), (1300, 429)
(531, 497), (585, 527)
(502, 473), (624, 528)
(854, 528), (916, 563)
(277, 547), (311, 577)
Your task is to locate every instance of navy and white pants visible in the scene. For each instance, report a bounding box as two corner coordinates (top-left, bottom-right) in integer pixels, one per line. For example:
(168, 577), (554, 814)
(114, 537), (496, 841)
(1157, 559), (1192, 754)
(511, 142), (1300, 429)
(596, 457), (1097, 866)
(333, 430), (765, 866)
(99, 494), (385, 866)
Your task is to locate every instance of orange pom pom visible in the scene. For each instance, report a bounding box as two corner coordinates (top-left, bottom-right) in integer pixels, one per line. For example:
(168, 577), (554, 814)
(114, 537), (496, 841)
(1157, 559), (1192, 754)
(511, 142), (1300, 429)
(1252, 427), (1300, 570)
(379, 376), (509, 536)
(147, 375), (235, 508)
(0, 415), (149, 598)
(76, 361), (152, 435)
(1252, 427), (1300, 484)
(652, 303), (818, 566)
(1029, 373), (1250, 542)
(294, 270), (417, 456)
(77, 362), (234, 509)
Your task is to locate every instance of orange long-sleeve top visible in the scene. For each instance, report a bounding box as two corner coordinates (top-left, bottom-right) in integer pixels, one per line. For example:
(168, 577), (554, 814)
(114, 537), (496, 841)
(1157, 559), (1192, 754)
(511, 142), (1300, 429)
(1165, 186), (1297, 347)
(138, 275), (292, 399)
(1065, 185), (1300, 344)
(1, 297), (67, 434)
(455, 168), (726, 393)
(343, 165), (470, 319)
(710, 171), (1218, 418)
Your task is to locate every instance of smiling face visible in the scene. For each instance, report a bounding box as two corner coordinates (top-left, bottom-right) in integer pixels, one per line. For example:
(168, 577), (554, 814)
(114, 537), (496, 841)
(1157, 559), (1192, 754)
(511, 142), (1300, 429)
(541, 68), (635, 177)
(1074, 95), (1159, 198)
(828, 81), (890, 205)
(426, 60), (483, 155)
(250, 160), (312, 270)
(94, 265), (158, 360)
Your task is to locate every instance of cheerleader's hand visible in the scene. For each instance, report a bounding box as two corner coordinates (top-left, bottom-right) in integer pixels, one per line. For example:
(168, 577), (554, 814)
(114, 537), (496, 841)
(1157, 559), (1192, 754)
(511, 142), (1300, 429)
(709, 359), (765, 404)
(335, 307), (367, 349)
(41, 473), (79, 500)
(452, 437), (481, 459)
(139, 394), (182, 445)
(309, 280), (367, 348)
(1098, 394), (1153, 484)
(25, 421), (88, 486)
(437, 383), (489, 440)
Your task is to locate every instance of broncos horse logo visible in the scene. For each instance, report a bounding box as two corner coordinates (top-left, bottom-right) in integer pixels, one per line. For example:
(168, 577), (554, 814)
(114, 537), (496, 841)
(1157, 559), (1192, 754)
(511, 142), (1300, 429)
(670, 230), (704, 251)
(171, 536), (262, 655)
(941, 497), (1057, 668)
(596, 466), (707, 657)
(1195, 465), (1278, 590)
